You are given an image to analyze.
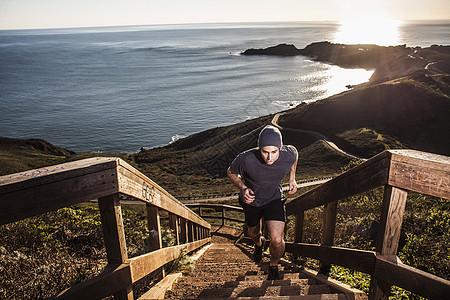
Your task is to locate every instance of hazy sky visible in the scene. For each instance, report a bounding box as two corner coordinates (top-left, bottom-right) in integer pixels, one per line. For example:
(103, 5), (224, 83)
(0, 0), (449, 30)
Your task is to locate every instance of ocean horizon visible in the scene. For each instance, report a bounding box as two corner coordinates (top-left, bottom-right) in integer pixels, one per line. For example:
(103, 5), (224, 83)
(1, 21), (449, 153)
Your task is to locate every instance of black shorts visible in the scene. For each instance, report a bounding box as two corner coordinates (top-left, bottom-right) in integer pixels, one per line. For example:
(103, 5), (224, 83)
(239, 198), (286, 227)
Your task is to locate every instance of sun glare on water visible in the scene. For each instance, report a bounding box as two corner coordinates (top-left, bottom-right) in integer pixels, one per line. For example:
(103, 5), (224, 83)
(334, 19), (402, 46)
(309, 65), (374, 102)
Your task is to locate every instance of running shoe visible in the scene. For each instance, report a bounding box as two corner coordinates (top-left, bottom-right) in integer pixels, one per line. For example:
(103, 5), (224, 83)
(253, 236), (265, 263)
(268, 265), (280, 280)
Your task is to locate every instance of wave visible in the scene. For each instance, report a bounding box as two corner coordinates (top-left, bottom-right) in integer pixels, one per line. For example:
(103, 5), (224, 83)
(170, 134), (186, 144)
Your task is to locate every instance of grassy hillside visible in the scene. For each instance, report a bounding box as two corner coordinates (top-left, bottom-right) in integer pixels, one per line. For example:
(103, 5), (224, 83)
(280, 73), (450, 157)
(0, 137), (74, 175)
(242, 42), (450, 158)
(0, 137), (134, 177)
(131, 115), (355, 197)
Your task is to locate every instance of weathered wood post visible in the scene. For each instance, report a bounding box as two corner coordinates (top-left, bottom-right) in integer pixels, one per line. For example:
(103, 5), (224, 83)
(196, 225), (200, 240)
(184, 219), (190, 242)
(222, 206), (226, 226)
(293, 211), (305, 261)
(179, 218), (187, 243)
(319, 201), (338, 275)
(369, 185), (408, 300)
(169, 213), (180, 245)
(192, 224), (197, 241)
(188, 221), (194, 242)
(294, 211), (304, 243)
(146, 204), (165, 278)
(98, 194), (133, 300)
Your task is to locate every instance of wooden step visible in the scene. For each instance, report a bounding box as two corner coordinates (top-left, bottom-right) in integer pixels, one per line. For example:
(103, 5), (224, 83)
(220, 295), (347, 300)
(167, 284), (334, 298)
(167, 279), (333, 299)
(243, 272), (311, 281)
(175, 278), (314, 288)
(159, 240), (367, 300)
(180, 270), (309, 283)
(167, 291), (346, 300)
(185, 264), (307, 273)
(179, 268), (313, 278)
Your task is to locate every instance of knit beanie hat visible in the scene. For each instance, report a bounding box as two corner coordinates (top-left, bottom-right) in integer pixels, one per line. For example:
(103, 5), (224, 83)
(258, 125), (283, 149)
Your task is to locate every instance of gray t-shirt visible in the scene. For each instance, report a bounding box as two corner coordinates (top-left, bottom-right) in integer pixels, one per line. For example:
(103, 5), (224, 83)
(229, 145), (298, 207)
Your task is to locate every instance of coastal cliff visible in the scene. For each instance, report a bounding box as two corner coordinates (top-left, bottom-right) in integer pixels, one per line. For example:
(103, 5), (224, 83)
(243, 42), (450, 156)
(242, 41), (450, 72)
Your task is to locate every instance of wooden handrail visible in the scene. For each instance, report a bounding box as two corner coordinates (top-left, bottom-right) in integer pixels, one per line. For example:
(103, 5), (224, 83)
(185, 203), (245, 226)
(154, 149), (450, 300)
(2, 150), (449, 299)
(285, 149), (450, 300)
(186, 203), (243, 211)
(0, 157), (211, 299)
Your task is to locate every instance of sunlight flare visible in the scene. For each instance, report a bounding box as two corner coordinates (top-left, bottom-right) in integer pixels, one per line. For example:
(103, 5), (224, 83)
(334, 19), (402, 46)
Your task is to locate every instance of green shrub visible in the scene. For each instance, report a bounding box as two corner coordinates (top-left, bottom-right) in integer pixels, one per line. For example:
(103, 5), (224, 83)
(0, 206), (106, 299)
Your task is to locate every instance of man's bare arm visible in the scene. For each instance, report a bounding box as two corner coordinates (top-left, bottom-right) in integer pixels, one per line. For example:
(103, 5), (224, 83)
(227, 168), (255, 203)
(288, 153), (298, 195)
(227, 168), (247, 191)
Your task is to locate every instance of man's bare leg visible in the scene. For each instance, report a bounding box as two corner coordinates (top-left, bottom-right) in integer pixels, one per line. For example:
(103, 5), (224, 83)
(248, 220), (266, 263)
(247, 220), (263, 246)
(265, 220), (285, 266)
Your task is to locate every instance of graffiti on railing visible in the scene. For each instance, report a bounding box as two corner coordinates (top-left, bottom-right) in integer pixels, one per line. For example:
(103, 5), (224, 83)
(142, 181), (161, 206)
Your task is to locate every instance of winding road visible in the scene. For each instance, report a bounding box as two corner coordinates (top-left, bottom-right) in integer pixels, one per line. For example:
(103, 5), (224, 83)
(271, 112), (367, 161)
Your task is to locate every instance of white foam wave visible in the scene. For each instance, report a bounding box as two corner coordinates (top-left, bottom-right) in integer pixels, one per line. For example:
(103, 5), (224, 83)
(170, 134), (186, 144)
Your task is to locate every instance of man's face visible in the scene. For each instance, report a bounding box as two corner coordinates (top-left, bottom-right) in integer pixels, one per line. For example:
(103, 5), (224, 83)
(260, 146), (280, 165)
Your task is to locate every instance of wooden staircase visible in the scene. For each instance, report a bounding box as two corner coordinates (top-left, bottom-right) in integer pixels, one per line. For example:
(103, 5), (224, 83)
(163, 226), (367, 299)
(1, 150), (449, 299)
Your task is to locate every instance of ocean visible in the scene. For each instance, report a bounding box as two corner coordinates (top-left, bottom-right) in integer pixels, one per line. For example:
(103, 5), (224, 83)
(1, 21), (449, 153)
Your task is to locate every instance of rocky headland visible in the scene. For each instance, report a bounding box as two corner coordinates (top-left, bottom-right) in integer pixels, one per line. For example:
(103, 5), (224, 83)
(243, 41), (450, 82)
(243, 42), (450, 154)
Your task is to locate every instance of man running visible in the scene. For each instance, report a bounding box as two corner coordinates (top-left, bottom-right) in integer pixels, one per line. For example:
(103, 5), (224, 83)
(227, 125), (298, 280)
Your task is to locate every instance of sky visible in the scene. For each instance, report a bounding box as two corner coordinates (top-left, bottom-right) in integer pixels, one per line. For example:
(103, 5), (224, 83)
(0, 0), (449, 30)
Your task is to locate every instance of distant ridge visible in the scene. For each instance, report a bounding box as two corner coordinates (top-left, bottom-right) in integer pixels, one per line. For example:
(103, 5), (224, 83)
(242, 41), (450, 71)
(242, 43), (301, 56)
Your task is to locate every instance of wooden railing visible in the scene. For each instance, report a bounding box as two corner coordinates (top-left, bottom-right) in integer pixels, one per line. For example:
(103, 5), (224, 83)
(185, 203), (245, 226)
(1, 150), (449, 299)
(0, 157), (211, 300)
(286, 149), (450, 300)
(186, 149), (450, 299)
